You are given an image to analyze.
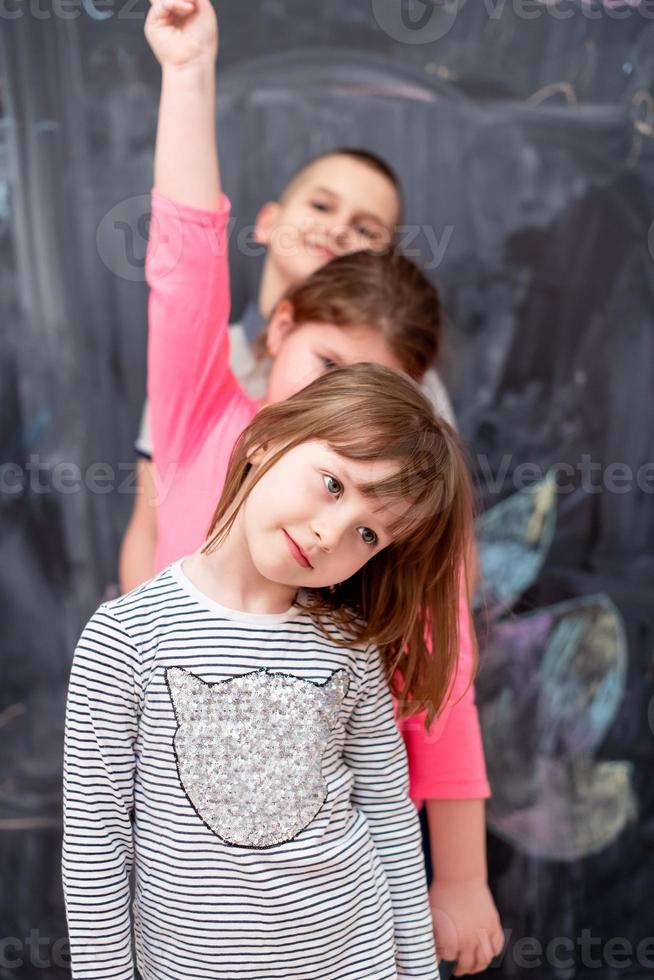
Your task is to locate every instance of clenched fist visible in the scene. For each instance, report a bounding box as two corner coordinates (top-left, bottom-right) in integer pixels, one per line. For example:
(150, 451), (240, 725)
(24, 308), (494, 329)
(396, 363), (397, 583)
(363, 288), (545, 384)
(145, 0), (218, 70)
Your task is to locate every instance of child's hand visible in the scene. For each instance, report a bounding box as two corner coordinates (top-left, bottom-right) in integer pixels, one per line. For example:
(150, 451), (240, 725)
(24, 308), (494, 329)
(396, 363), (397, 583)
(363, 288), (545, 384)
(429, 878), (504, 976)
(145, 0), (218, 70)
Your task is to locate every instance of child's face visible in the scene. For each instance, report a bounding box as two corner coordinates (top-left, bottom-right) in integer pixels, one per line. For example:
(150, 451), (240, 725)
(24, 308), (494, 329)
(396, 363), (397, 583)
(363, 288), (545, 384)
(264, 311), (404, 405)
(255, 154), (400, 288)
(241, 439), (408, 591)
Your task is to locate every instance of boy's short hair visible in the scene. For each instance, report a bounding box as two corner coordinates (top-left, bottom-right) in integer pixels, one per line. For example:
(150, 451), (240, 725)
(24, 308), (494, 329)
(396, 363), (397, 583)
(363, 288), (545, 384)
(281, 148), (403, 214)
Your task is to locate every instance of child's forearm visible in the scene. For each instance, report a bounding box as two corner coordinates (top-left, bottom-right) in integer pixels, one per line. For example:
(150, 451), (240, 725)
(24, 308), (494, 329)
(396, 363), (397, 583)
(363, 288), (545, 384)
(118, 460), (158, 593)
(425, 798), (487, 883)
(155, 62), (221, 209)
(424, 798), (504, 971)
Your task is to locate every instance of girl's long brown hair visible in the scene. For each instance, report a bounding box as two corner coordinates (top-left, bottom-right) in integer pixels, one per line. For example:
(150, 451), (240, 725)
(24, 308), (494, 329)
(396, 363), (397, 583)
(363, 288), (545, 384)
(203, 364), (475, 728)
(255, 247), (443, 380)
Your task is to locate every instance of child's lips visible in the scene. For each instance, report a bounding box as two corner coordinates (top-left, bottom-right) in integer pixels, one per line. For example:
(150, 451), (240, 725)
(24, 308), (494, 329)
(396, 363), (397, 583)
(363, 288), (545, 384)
(304, 238), (337, 261)
(283, 530), (313, 569)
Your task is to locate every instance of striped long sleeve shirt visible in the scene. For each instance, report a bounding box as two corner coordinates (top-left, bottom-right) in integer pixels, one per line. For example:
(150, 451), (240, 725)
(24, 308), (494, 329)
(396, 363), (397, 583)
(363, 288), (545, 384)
(62, 561), (440, 980)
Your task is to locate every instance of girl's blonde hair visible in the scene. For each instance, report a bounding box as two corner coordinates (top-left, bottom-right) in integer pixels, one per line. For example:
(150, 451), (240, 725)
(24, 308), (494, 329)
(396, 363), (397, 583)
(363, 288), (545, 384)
(203, 364), (475, 727)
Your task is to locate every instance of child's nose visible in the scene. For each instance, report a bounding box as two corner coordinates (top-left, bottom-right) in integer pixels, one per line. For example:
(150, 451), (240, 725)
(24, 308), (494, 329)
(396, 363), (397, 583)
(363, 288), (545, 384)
(325, 220), (358, 256)
(311, 518), (343, 553)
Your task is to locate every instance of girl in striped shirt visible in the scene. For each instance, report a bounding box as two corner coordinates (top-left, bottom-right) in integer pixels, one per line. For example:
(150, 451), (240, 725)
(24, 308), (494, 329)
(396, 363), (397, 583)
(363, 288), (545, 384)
(132, 0), (504, 972)
(64, 364), (473, 980)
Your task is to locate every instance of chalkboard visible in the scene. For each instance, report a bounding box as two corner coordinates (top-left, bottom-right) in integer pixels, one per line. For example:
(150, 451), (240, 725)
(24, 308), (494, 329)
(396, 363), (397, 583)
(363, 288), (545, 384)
(1, 2), (653, 977)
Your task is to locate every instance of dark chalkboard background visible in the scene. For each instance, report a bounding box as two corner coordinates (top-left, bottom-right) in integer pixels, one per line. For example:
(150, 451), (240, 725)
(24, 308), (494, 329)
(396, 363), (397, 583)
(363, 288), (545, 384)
(1, 1), (653, 977)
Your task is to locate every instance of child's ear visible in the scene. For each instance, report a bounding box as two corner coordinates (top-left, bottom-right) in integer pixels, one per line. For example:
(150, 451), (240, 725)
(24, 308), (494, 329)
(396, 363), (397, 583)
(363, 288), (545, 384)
(247, 444), (268, 466)
(266, 300), (296, 357)
(254, 201), (282, 246)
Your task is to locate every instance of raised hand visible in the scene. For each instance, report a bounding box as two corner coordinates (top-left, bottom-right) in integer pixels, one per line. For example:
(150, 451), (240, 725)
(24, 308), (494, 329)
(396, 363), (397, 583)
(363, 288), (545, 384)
(145, 0), (218, 70)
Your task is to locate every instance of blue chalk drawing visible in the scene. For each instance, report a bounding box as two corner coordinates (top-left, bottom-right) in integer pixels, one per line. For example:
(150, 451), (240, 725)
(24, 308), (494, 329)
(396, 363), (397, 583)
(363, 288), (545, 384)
(474, 474), (634, 861)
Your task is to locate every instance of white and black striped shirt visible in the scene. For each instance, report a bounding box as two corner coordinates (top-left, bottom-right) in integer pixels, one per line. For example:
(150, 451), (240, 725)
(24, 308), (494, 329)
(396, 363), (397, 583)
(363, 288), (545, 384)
(62, 562), (439, 980)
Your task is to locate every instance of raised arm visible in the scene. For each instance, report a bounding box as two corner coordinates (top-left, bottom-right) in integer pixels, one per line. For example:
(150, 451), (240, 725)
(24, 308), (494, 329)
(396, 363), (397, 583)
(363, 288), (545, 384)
(344, 645), (440, 979)
(145, 0), (221, 208)
(143, 0), (242, 473)
(62, 607), (141, 980)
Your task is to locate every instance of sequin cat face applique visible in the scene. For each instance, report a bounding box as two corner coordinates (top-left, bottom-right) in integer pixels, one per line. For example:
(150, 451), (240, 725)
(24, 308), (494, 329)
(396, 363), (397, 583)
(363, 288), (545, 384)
(165, 667), (350, 849)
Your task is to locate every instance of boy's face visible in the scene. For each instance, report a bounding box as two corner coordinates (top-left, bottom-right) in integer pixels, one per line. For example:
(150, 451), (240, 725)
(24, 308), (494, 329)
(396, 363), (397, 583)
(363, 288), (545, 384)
(255, 154), (401, 288)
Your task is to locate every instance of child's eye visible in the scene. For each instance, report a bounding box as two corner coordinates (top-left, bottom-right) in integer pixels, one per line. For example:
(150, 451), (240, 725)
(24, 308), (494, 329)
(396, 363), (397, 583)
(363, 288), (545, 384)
(323, 474), (343, 497)
(358, 527), (378, 546)
(355, 225), (377, 240)
(319, 355), (338, 371)
(311, 200), (330, 213)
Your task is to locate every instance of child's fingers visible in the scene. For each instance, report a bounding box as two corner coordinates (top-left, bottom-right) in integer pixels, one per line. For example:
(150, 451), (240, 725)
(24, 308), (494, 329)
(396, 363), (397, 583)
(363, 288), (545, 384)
(149, 0), (195, 17)
(451, 938), (475, 975)
(474, 929), (496, 971)
(452, 931), (494, 975)
(152, 0), (195, 9)
(452, 950), (474, 976)
(490, 923), (506, 957)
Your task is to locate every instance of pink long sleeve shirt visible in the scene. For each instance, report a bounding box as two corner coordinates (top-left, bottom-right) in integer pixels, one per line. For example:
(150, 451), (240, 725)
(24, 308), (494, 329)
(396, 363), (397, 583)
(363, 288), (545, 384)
(146, 190), (490, 809)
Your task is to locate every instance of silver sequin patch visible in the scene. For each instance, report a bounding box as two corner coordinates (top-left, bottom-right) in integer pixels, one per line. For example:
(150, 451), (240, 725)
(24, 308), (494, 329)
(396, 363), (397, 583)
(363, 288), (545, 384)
(165, 667), (350, 849)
